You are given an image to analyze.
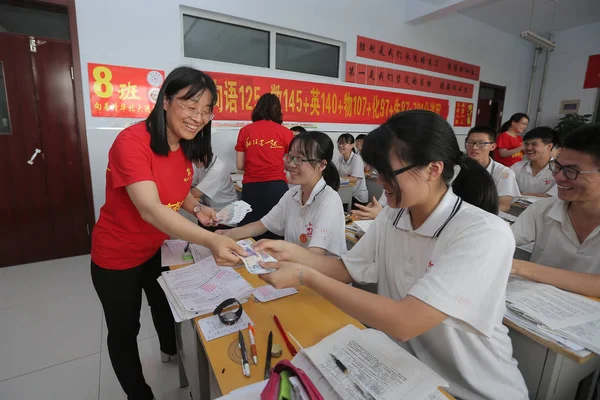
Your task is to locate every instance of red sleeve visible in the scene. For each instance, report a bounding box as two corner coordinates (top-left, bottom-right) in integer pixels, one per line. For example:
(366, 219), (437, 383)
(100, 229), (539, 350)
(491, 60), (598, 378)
(108, 133), (153, 189)
(283, 128), (294, 152)
(235, 127), (247, 152)
(496, 132), (511, 149)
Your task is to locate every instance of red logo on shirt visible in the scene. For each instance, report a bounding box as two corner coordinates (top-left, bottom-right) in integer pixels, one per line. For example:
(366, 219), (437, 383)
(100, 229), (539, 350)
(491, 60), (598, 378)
(184, 167), (192, 182)
(428, 260), (434, 269)
(305, 222), (314, 238)
(299, 234), (308, 244)
(545, 178), (551, 185)
(245, 137), (283, 149)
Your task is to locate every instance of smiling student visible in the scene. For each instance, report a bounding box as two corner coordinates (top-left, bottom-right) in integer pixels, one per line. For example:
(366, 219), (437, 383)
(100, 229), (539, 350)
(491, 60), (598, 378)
(334, 134), (369, 206)
(219, 131), (346, 257)
(511, 124), (600, 298)
(256, 110), (528, 400)
(510, 127), (559, 197)
(465, 126), (520, 212)
(494, 113), (529, 167)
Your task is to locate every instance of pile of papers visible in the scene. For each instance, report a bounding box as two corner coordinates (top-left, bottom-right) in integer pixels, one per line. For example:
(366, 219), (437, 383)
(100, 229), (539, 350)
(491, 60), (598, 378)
(513, 195), (541, 208)
(159, 255), (254, 322)
(350, 220), (374, 234)
(216, 200), (252, 225)
(160, 239), (213, 267)
(505, 277), (600, 355)
(340, 178), (350, 186)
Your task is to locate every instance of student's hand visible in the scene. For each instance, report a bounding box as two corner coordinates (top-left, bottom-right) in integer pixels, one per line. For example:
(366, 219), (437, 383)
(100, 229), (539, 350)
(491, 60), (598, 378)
(207, 234), (247, 266)
(258, 260), (309, 289)
(253, 239), (292, 262)
(351, 196), (383, 220)
(196, 206), (218, 227)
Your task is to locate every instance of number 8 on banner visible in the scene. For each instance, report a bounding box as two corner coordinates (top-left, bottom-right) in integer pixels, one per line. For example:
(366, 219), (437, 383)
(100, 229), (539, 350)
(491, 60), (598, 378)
(93, 66), (113, 98)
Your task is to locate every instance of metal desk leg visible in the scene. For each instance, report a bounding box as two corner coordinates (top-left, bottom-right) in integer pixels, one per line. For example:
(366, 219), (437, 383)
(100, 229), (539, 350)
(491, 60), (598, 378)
(175, 322), (189, 389)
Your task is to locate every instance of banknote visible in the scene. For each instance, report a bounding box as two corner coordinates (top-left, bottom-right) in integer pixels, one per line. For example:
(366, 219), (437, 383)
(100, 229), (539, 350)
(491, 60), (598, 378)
(235, 241), (277, 274)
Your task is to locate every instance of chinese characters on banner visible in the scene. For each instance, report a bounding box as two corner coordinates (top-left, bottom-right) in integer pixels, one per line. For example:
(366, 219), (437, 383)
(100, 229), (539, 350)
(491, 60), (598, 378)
(87, 63), (165, 118)
(207, 71), (450, 124)
(454, 102), (474, 127)
(356, 36), (480, 81)
(583, 54), (600, 89)
(346, 61), (474, 99)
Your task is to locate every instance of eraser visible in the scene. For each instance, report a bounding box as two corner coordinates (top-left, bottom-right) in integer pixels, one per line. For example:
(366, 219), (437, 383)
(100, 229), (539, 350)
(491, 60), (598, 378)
(271, 343), (283, 358)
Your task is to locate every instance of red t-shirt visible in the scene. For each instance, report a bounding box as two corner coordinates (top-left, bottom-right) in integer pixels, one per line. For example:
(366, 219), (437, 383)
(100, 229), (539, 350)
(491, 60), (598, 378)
(235, 120), (294, 184)
(494, 132), (523, 167)
(91, 122), (193, 270)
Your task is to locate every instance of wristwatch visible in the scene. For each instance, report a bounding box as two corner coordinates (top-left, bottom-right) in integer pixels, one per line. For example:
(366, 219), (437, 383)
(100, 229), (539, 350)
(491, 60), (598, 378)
(193, 203), (204, 214)
(213, 298), (243, 325)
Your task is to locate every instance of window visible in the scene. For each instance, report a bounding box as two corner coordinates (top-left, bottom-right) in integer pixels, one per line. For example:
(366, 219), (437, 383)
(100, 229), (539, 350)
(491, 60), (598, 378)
(0, 2), (69, 40)
(183, 15), (270, 68)
(276, 34), (340, 78)
(0, 62), (10, 135)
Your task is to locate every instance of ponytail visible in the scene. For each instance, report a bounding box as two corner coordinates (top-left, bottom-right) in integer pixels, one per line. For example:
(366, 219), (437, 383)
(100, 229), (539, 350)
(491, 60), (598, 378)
(451, 155), (499, 215)
(323, 162), (340, 191)
(501, 112), (529, 133)
(288, 130), (340, 191)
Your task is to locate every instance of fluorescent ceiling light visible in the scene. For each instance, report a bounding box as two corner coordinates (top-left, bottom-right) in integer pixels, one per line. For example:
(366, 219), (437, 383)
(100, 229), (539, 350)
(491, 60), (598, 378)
(520, 31), (556, 50)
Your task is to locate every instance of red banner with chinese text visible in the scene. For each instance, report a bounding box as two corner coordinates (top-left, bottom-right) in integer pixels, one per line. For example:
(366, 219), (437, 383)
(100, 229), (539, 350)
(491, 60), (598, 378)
(346, 62), (474, 99)
(356, 36), (480, 81)
(583, 54), (600, 89)
(208, 72), (449, 124)
(88, 63), (165, 118)
(454, 102), (474, 127)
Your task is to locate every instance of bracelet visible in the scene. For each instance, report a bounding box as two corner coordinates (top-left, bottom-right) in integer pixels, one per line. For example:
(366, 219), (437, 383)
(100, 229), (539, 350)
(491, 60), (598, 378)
(298, 269), (304, 286)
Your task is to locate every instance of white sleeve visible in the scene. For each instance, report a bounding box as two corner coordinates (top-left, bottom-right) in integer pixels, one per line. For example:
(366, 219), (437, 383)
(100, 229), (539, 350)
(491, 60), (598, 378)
(511, 203), (538, 246)
(196, 158), (226, 199)
(497, 168), (521, 198)
(378, 193), (387, 207)
(351, 155), (365, 179)
(260, 193), (288, 236)
(546, 183), (558, 196)
(408, 222), (515, 337)
(191, 164), (201, 188)
(307, 193), (346, 256)
(341, 210), (384, 284)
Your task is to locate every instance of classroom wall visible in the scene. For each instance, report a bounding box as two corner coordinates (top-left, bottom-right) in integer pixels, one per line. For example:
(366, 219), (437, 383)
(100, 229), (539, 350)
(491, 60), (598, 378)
(74, 0), (534, 218)
(532, 22), (600, 128)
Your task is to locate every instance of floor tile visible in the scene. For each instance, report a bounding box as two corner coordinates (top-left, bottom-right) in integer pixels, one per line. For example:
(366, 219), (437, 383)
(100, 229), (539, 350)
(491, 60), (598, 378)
(0, 352), (100, 400)
(99, 350), (126, 400)
(0, 292), (103, 382)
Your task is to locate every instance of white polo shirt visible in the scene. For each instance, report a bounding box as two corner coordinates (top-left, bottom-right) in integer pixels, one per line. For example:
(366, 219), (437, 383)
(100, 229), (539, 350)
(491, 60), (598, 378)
(334, 152), (368, 203)
(512, 198), (600, 274)
(342, 188), (528, 400)
(192, 157), (238, 211)
(485, 158), (521, 198)
(510, 160), (558, 196)
(261, 178), (347, 257)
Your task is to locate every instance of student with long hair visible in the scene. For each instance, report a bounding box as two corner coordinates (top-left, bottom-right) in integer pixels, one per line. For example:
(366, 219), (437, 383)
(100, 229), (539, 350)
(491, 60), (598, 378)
(256, 110), (527, 399)
(334, 133), (368, 206)
(494, 113), (529, 167)
(220, 131), (346, 256)
(235, 94), (294, 239)
(91, 67), (245, 400)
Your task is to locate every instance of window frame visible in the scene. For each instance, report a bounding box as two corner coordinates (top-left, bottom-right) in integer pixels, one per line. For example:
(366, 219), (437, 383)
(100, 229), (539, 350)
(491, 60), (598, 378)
(0, 62), (12, 135)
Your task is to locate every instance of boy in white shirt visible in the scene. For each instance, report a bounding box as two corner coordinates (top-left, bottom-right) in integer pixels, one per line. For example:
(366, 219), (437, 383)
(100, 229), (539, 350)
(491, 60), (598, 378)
(218, 131), (347, 257)
(190, 156), (238, 211)
(511, 124), (600, 298)
(510, 126), (559, 197)
(465, 126), (521, 212)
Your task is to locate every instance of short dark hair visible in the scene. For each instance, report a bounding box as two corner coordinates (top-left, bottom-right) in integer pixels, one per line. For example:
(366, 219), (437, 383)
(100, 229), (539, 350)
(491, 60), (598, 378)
(523, 126), (559, 146)
(500, 113), (529, 132)
(362, 110), (499, 214)
(356, 134), (367, 141)
(467, 126), (496, 142)
(562, 123), (600, 166)
(251, 93), (283, 124)
(289, 131), (340, 191)
(145, 67), (216, 165)
(290, 126), (307, 133)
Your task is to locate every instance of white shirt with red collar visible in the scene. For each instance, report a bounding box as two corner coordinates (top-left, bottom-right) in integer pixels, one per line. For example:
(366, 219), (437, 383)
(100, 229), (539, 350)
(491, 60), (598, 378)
(510, 160), (558, 196)
(334, 152), (369, 203)
(342, 188), (528, 400)
(260, 178), (347, 257)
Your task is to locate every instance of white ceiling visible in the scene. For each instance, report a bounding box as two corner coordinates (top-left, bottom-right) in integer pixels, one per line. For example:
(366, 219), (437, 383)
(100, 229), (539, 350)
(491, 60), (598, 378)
(459, 0), (600, 36)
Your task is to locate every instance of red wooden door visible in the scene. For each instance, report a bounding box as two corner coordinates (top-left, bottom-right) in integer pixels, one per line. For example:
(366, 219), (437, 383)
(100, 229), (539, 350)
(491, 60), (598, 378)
(0, 33), (90, 267)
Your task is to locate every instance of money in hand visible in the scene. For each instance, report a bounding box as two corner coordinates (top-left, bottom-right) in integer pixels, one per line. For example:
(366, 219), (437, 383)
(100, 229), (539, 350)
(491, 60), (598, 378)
(235, 241), (276, 274)
(216, 201), (252, 225)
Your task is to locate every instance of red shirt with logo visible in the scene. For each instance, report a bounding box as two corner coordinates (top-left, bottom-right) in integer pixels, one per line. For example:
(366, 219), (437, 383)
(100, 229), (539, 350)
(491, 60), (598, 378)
(494, 132), (523, 167)
(235, 120), (294, 184)
(91, 122), (193, 270)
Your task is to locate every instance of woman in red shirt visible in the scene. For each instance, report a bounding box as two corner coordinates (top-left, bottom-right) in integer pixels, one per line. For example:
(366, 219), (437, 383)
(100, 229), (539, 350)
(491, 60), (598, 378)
(235, 93), (294, 239)
(91, 67), (245, 400)
(494, 113), (529, 167)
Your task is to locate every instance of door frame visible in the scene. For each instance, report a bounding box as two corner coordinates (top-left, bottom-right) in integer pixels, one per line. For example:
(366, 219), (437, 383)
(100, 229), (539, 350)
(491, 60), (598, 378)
(477, 81), (506, 133)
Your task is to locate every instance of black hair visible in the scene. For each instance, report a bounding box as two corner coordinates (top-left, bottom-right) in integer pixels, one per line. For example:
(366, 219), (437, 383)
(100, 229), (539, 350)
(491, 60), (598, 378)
(523, 126), (559, 146)
(337, 133), (357, 153)
(146, 66), (216, 165)
(290, 126), (307, 133)
(561, 123), (600, 166)
(289, 131), (340, 191)
(362, 110), (499, 214)
(500, 113), (529, 133)
(251, 93), (283, 124)
(356, 134), (367, 141)
(467, 126), (496, 142)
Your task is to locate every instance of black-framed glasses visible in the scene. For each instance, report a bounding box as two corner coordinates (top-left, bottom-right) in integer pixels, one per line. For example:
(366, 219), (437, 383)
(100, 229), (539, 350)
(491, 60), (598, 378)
(393, 164), (417, 175)
(170, 96), (214, 121)
(465, 140), (494, 148)
(548, 160), (600, 180)
(283, 153), (318, 166)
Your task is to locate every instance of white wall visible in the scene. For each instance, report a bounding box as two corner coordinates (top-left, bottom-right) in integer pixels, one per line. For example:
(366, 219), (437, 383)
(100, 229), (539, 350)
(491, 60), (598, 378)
(533, 22), (600, 128)
(74, 0), (534, 218)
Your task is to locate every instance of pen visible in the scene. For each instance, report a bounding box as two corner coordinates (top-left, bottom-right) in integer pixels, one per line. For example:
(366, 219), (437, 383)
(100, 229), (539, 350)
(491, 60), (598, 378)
(273, 315), (297, 356)
(238, 330), (250, 377)
(264, 331), (273, 380)
(184, 241), (191, 252)
(330, 354), (375, 400)
(248, 323), (258, 364)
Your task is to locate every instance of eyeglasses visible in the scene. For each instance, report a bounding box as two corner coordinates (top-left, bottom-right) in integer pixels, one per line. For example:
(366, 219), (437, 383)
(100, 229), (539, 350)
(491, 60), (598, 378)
(465, 140), (494, 148)
(171, 97), (214, 121)
(283, 153), (318, 166)
(548, 160), (600, 180)
(393, 164), (417, 175)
